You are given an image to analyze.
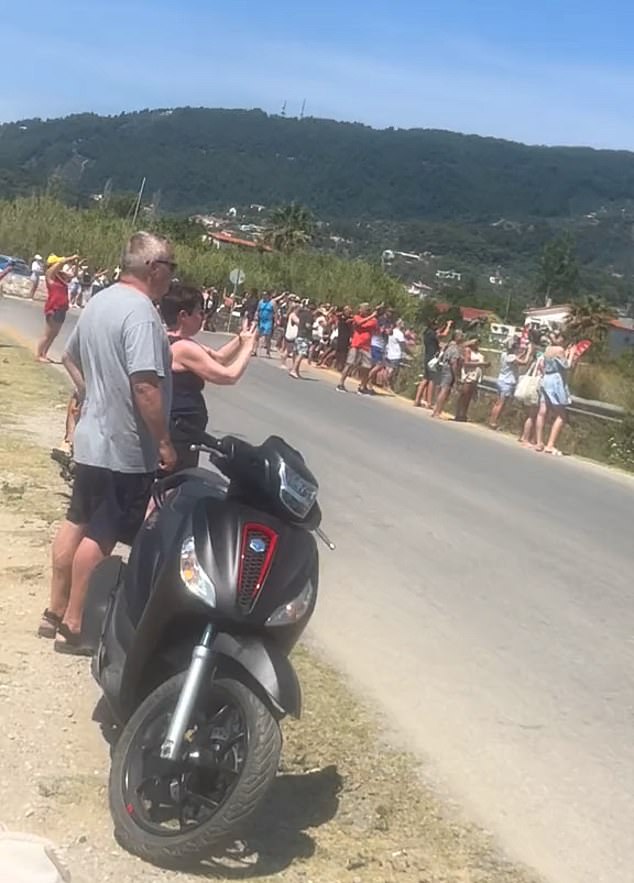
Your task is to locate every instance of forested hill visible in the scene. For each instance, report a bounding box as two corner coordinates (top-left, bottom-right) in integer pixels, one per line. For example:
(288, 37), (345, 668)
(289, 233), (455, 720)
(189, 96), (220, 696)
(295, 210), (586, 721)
(2, 107), (634, 220)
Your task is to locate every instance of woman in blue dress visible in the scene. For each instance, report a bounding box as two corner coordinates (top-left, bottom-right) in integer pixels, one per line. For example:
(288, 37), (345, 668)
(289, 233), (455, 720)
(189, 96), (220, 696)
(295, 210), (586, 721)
(535, 332), (579, 455)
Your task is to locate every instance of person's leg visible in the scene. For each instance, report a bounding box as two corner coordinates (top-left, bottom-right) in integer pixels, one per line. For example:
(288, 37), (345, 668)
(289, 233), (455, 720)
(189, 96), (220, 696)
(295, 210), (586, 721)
(264, 333), (272, 357)
(414, 379), (427, 406)
(38, 519), (86, 635)
(36, 317), (55, 360)
(520, 405), (537, 444)
(535, 399), (548, 450)
(489, 395), (505, 428)
(338, 349), (355, 389)
(63, 393), (80, 447)
(357, 351), (373, 392)
(60, 536), (114, 635)
(461, 383), (476, 420)
(367, 362), (382, 389)
(358, 366), (371, 392)
(280, 339), (289, 368)
(546, 406), (566, 452)
(454, 385), (467, 421)
(432, 383), (451, 417)
(290, 352), (304, 378)
(39, 316), (64, 360)
(425, 380), (437, 408)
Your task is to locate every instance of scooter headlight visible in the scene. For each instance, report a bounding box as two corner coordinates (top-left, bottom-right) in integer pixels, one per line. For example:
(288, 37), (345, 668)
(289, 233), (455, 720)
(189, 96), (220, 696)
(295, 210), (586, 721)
(265, 581), (315, 627)
(180, 536), (216, 608)
(278, 462), (318, 519)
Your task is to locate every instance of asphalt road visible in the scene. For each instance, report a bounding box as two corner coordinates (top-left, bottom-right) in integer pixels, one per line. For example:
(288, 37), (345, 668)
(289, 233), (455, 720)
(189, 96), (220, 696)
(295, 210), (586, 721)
(2, 296), (633, 883)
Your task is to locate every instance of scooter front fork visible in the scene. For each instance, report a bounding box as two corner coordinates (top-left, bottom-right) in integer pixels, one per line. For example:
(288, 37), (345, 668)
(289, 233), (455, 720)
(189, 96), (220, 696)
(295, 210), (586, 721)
(160, 625), (215, 761)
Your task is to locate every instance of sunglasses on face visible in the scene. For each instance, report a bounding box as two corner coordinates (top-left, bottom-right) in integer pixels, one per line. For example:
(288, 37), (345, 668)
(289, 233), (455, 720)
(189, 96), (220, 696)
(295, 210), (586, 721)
(153, 258), (178, 271)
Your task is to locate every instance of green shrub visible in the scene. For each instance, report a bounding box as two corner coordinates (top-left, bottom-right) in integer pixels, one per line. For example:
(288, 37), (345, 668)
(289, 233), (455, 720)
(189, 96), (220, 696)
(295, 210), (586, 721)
(0, 195), (414, 317)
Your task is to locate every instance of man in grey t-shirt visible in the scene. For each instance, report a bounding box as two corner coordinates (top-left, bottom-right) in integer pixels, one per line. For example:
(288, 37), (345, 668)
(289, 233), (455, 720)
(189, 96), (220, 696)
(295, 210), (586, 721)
(38, 232), (178, 654)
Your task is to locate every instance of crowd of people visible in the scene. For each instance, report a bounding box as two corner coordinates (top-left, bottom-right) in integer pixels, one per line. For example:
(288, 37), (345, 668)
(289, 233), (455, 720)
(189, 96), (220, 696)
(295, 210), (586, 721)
(414, 319), (586, 455)
(233, 290), (418, 390)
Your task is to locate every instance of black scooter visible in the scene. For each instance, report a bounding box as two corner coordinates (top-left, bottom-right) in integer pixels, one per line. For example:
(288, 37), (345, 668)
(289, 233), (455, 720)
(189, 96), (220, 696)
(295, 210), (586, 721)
(81, 430), (333, 867)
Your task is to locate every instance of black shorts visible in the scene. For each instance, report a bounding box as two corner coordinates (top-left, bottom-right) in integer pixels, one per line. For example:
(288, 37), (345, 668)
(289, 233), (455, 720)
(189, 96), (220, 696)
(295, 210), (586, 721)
(67, 464), (154, 549)
(46, 308), (67, 325)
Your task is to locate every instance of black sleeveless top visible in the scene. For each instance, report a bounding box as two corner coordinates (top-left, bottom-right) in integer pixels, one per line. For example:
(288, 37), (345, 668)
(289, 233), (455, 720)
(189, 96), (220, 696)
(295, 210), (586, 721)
(168, 335), (208, 422)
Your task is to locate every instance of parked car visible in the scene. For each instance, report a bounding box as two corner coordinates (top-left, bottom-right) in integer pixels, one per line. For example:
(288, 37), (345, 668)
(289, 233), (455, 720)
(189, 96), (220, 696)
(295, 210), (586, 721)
(0, 255), (30, 277)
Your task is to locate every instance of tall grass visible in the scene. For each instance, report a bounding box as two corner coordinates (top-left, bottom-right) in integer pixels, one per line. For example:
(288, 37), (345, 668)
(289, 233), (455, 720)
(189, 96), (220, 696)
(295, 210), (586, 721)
(0, 196), (413, 316)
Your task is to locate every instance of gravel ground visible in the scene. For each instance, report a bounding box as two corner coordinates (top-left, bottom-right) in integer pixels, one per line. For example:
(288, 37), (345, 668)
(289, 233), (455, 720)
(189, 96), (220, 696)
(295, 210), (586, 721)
(0, 335), (541, 883)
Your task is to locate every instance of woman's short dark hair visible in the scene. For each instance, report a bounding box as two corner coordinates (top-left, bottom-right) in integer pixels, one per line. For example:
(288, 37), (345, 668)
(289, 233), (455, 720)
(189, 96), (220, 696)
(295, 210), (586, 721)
(161, 284), (203, 328)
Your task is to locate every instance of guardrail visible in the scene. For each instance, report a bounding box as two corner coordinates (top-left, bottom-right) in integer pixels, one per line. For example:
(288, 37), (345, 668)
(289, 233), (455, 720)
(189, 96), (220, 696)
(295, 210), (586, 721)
(478, 377), (627, 424)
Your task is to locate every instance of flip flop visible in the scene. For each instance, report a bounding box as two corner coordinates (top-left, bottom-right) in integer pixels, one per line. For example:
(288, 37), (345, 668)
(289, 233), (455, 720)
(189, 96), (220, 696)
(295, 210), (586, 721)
(544, 448), (563, 457)
(37, 609), (62, 639)
(53, 622), (93, 657)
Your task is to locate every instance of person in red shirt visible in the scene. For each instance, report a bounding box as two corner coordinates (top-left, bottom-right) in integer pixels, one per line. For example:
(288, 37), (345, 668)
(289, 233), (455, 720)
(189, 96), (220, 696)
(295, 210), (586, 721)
(336, 301), (382, 394)
(36, 253), (77, 362)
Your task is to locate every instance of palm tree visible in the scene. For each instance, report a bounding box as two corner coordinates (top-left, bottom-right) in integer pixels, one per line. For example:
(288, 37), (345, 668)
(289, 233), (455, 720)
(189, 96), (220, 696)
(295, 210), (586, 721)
(263, 203), (315, 253)
(565, 296), (616, 345)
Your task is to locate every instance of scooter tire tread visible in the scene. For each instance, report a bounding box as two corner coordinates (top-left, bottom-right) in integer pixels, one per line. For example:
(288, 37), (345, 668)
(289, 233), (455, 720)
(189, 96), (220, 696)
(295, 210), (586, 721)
(109, 673), (282, 868)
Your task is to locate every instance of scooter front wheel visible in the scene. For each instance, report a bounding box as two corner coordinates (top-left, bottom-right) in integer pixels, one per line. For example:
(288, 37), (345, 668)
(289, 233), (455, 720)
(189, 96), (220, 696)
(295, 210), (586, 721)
(109, 673), (281, 868)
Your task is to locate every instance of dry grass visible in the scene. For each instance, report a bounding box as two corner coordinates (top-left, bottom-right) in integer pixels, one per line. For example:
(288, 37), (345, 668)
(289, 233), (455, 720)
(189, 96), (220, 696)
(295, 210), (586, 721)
(0, 336), (69, 522)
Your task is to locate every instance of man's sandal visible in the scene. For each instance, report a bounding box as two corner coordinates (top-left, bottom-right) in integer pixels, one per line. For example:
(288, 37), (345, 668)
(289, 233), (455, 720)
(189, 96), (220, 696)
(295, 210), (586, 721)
(53, 623), (93, 657)
(37, 609), (62, 639)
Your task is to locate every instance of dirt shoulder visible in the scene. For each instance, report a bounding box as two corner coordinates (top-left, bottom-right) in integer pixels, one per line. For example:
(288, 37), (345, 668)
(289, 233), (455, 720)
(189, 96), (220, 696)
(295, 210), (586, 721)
(0, 332), (540, 883)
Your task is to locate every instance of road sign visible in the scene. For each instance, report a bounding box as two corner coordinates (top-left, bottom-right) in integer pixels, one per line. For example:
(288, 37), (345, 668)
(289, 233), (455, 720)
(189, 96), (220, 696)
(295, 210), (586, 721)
(229, 268), (246, 287)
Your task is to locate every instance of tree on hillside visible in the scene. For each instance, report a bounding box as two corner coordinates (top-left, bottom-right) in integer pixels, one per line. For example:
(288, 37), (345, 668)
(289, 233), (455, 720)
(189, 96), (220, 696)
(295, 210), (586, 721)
(565, 296), (616, 347)
(538, 233), (580, 303)
(263, 203), (314, 253)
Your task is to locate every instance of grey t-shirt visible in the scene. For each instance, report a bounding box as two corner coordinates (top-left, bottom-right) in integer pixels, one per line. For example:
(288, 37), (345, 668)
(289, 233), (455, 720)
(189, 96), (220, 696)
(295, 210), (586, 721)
(65, 282), (172, 473)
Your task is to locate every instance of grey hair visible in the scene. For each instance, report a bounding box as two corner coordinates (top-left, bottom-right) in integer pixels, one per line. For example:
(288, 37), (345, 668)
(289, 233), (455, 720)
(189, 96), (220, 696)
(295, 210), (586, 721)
(121, 231), (171, 277)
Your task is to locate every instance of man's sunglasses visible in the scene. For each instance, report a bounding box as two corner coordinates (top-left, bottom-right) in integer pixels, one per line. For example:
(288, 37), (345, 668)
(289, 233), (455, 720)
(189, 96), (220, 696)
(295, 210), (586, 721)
(154, 258), (178, 271)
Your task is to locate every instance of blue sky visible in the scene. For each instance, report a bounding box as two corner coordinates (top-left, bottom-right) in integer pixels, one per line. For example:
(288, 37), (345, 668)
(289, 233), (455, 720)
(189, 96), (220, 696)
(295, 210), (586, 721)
(2, 0), (634, 148)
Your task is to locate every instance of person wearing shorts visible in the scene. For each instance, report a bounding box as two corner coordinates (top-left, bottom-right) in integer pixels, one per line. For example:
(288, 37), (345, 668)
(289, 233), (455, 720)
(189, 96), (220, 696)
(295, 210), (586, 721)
(38, 232), (177, 655)
(36, 253), (76, 362)
(432, 330), (464, 417)
(289, 302), (314, 379)
(337, 302), (380, 394)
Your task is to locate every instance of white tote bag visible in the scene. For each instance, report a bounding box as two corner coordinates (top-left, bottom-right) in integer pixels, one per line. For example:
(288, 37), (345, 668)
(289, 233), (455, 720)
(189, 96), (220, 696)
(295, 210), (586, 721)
(514, 359), (541, 406)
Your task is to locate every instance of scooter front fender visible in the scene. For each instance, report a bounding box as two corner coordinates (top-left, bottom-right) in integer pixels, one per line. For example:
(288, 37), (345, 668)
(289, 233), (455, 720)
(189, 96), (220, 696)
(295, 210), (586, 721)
(212, 633), (301, 719)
